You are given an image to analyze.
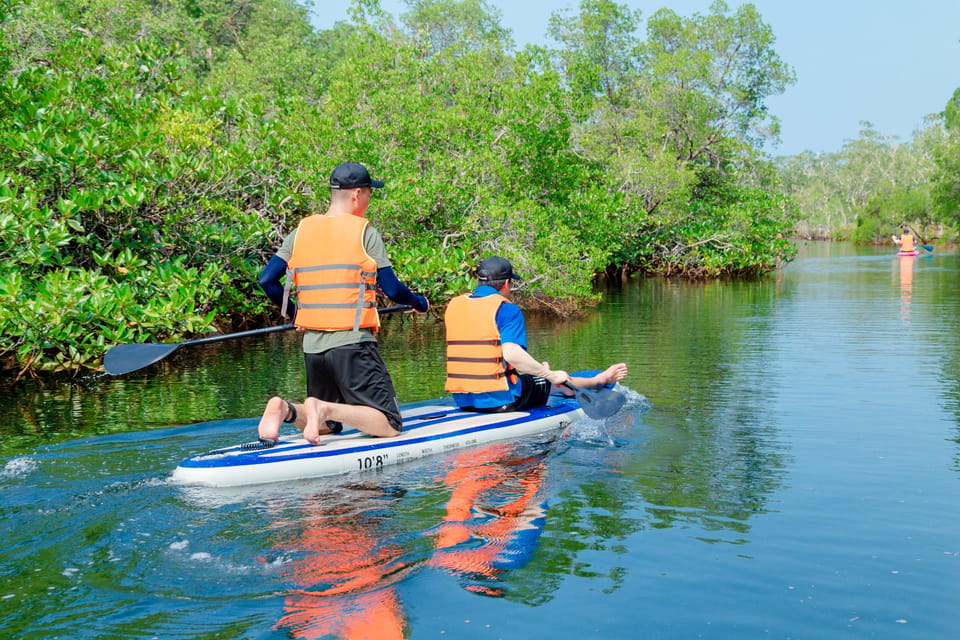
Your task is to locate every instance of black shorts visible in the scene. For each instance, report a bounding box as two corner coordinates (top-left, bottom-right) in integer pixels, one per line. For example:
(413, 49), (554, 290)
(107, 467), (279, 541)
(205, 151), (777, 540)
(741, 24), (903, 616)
(304, 342), (403, 431)
(463, 374), (551, 413)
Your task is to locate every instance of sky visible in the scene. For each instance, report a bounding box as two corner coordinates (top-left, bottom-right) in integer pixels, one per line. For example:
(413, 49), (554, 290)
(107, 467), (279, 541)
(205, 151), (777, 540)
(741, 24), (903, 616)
(311, 1), (960, 157)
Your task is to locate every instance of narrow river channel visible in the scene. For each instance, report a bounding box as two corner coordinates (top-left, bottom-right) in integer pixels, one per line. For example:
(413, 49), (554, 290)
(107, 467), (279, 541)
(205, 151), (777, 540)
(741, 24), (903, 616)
(2, 241), (958, 639)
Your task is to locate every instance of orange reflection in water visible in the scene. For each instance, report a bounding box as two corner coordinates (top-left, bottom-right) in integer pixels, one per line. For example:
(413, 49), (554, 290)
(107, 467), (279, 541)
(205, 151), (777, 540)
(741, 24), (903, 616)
(899, 254), (914, 325)
(276, 510), (410, 640)
(428, 444), (547, 597)
(272, 441), (549, 639)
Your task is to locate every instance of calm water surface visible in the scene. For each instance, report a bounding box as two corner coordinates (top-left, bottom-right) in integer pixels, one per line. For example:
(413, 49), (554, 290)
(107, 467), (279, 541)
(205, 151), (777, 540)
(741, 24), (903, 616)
(2, 242), (959, 639)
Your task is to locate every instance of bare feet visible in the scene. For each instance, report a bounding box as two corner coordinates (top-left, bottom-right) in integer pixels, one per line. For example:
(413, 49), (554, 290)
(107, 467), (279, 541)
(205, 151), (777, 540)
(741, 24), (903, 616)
(303, 397), (331, 445)
(257, 396), (289, 441)
(597, 363), (628, 386)
(560, 363), (627, 396)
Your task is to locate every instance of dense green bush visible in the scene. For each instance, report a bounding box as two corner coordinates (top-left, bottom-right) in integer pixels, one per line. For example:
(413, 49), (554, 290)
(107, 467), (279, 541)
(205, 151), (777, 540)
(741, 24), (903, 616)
(616, 183), (796, 277)
(0, 0), (800, 378)
(0, 17), (294, 376)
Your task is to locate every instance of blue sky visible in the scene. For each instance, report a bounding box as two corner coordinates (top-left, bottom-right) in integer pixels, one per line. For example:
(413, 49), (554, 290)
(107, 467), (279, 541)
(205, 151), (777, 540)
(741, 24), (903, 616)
(311, 1), (960, 157)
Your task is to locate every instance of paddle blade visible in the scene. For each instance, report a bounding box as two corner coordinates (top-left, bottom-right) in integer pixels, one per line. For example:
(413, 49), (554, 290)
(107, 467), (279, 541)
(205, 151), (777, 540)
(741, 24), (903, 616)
(571, 386), (626, 419)
(104, 343), (181, 375)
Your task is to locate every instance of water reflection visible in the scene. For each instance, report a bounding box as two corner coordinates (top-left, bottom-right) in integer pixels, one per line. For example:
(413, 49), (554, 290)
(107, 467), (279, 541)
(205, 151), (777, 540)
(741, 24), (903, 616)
(596, 274), (791, 540)
(274, 491), (411, 639)
(266, 441), (551, 639)
(6, 243), (960, 638)
(428, 444), (548, 597)
(898, 254), (914, 326)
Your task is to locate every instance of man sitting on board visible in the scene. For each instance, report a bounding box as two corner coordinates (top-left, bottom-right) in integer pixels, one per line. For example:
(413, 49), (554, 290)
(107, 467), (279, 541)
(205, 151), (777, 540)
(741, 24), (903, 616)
(892, 227), (915, 253)
(252, 162), (429, 448)
(444, 256), (627, 413)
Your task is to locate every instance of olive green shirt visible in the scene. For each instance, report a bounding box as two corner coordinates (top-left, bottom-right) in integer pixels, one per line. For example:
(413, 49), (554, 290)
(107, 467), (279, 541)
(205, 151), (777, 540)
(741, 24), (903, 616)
(277, 221), (391, 354)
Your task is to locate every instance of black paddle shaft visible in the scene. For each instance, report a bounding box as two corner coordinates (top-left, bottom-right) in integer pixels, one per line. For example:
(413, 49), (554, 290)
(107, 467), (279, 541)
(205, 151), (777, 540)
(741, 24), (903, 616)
(103, 305), (411, 375)
(103, 324), (295, 375)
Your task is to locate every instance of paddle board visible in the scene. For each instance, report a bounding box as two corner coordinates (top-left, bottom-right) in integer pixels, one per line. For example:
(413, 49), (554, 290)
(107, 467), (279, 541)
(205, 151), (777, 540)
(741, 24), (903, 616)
(172, 396), (584, 487)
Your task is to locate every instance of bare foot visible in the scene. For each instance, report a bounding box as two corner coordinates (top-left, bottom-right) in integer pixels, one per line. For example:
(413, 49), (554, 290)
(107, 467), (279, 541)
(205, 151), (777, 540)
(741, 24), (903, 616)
(257, 396), (288, 440)
(303, 397), (331, 445)
(597, 363), (628, 386)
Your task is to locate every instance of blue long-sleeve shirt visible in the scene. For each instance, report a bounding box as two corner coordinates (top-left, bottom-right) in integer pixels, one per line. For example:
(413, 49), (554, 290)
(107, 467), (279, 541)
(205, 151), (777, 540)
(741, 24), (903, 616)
(258, 255), (428, 320)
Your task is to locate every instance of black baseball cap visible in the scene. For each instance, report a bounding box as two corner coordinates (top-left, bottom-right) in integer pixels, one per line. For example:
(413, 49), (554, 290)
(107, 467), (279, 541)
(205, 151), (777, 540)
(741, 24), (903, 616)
(477, 256), (521, 281)
(330, 162), (385, 189)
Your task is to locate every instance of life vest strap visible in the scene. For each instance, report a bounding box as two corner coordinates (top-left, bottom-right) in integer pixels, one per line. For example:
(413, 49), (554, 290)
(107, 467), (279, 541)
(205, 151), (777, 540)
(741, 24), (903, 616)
(297, 282), (372, 291)
(447, 371), (509, 380)
(292, 263), (374, 275)
(299, 301), (377, 309)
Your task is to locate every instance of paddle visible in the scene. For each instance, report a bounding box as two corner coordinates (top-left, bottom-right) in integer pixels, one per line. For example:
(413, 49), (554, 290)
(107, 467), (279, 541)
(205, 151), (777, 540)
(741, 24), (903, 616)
(893, 231), (933, 254)
(912, 230), (934, 253)
(561, 381), (626, 419)
(103, 304), (412, 375)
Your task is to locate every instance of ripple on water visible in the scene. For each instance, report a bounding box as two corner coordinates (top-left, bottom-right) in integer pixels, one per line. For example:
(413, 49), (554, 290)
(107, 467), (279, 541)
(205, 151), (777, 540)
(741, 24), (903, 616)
(1, 456), (38, 480)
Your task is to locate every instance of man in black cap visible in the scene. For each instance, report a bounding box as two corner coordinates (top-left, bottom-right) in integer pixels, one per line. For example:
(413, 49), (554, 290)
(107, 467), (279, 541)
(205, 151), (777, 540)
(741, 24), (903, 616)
(329, 161), (385, 190)
(443, 256), (627, 412)
(254, 162), (430, 447)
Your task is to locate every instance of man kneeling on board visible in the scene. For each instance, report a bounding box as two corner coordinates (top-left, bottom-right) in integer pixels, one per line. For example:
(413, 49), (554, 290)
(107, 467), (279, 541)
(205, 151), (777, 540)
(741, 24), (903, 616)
(248, 162), (429, 450)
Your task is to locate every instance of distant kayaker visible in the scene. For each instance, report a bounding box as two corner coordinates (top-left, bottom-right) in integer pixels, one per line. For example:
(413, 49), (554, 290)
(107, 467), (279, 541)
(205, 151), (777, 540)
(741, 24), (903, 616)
(444, 256), (627, 413)
(253, 162), (430, 448)
(893, 227), (915, 253)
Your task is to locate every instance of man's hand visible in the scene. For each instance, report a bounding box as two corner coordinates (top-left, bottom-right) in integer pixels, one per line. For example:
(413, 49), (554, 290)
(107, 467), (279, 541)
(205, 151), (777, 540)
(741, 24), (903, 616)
(502, 343), (569, 384)
(538, 362), (568, 385)
(414, 294), (430, 314)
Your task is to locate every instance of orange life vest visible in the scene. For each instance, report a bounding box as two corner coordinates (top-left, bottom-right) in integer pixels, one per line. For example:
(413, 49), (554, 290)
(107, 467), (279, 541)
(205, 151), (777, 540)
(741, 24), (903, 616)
(900, 232), (914, 252)
(444, 293), (514, 393)
(287, 214), (379, 331)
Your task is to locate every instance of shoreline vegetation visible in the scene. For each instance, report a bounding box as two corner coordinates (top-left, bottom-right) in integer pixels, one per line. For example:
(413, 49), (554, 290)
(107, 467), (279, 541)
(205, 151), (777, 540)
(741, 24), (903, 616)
(1, 0), (957, 381)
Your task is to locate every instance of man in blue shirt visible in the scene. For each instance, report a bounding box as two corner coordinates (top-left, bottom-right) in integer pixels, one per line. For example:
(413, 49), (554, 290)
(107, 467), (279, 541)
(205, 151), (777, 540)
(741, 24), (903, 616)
(445, 256), (627, 412)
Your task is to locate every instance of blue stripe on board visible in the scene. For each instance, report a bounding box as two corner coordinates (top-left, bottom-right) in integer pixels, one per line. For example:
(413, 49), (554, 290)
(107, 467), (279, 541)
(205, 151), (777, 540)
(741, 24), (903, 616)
(180, 399), (579, 469)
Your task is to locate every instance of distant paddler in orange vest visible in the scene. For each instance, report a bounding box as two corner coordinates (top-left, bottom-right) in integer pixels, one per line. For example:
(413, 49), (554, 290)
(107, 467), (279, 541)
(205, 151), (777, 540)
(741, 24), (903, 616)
(253, 162), (430, 448)
(444, 256), (627, 412)
(893, 227), (915, 254)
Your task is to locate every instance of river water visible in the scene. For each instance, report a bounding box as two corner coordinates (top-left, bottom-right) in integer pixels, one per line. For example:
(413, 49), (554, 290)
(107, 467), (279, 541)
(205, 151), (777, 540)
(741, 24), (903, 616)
(2, 241), (959, 639)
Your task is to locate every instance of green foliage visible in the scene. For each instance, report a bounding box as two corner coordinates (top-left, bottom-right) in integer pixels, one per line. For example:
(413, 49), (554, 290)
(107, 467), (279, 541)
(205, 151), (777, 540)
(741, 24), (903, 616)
(548, 0), (642, 110)
(1, 0), (801, 378)
(300, 20), (614, 302)
(400, 0), (513, 53)
(852, 184), (933, 243)
(620, 183), (796, 277)
(931, 88), (960, 226)
(1, 256), (222, 375)
(641, 1), (795, 158)
(944, 86), (960, 131)
(0, 6), (302, 376)
(203, 0), (323, 100)
(777, 122), (939, 241)
(547, 0), (796, 276)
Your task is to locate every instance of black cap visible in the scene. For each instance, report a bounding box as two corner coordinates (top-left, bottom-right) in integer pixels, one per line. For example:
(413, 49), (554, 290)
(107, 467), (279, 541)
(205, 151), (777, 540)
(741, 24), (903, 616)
(477, 256), (521, 282)
(330, 162), (385, 189)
